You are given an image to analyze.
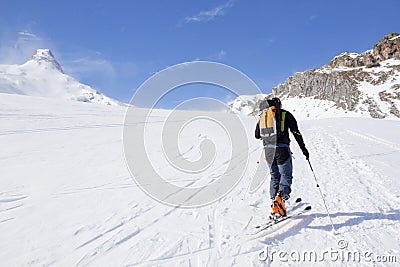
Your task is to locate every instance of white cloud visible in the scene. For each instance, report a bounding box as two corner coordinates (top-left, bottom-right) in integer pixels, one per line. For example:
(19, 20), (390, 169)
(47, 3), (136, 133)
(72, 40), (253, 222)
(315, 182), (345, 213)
(185, 1), (234, 23)
(216, 50), (227, 60)
(191, 50), (227, 61)
(266, 39), (275, 47)
(61, 52), (116, 88)
(64, 56), (114, 77)
(309, 15), (317, 21)
(17, 31), (39, 39)
(203, 50), (227, 61)
(211, 50), (227, 60)
(61, 52), (140, 97)
(0, 30), (48, 64)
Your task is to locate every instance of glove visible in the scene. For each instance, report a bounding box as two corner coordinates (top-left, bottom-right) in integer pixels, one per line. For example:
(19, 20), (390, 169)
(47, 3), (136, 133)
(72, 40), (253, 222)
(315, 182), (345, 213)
(302, 147), (309, 160)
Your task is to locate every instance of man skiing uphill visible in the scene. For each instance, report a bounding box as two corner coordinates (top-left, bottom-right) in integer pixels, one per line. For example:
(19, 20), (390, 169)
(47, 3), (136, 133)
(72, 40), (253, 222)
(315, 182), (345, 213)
(255, 98), (309, 218)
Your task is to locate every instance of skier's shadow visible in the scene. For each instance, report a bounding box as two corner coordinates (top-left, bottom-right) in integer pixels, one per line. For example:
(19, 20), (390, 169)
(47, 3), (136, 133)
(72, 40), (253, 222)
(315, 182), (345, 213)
(258, 209), (400, 244)
(308, 209), (400, 231)
(258, 214), (315, 245)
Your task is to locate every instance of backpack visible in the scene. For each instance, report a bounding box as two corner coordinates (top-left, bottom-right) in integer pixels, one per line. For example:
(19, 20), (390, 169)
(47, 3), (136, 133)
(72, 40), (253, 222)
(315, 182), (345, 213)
(258, 98), (283, 144)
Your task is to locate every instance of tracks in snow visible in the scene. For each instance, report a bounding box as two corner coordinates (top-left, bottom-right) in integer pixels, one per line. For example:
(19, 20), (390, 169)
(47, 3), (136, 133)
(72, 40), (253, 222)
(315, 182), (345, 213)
(304, 124), (400, 254)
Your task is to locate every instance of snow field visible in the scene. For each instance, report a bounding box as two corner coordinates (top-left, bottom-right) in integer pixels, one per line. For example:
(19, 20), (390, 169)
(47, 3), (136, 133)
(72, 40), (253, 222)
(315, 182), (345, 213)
(0, 93), (399, 266)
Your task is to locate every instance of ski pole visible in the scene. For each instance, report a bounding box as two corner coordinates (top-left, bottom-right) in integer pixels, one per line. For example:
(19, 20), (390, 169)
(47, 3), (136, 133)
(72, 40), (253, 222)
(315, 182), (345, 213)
(307, 159), (337, 233)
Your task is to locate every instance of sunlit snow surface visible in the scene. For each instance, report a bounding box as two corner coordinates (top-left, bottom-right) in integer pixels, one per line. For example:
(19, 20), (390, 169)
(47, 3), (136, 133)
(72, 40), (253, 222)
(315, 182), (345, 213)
(0, 93), (399, 266)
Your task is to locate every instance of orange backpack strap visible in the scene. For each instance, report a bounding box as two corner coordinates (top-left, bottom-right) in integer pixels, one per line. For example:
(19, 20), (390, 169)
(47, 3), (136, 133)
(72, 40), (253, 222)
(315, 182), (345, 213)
(260, 111), (267, 129)
(267, 107), (275, 129)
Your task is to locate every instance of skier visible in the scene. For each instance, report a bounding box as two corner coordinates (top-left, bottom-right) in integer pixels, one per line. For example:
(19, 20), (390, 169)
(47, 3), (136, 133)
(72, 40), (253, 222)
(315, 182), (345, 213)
(255, 97), (309, 218)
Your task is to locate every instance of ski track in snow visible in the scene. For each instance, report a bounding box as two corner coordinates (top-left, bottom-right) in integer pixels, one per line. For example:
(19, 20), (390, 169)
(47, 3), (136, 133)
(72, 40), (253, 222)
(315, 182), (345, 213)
(300, 120), (400, 262)
(0, 94), (399, 266)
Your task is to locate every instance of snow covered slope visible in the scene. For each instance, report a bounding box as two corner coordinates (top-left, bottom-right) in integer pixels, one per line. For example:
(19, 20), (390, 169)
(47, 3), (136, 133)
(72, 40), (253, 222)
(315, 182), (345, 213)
(1, 93), (399, 266)
(0, 49), (120, 106)
(228, 94), (372, 120)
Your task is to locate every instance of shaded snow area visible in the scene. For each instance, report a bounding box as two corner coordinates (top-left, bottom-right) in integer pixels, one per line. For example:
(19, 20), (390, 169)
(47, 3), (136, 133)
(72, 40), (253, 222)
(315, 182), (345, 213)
(0, 93), (399, 266)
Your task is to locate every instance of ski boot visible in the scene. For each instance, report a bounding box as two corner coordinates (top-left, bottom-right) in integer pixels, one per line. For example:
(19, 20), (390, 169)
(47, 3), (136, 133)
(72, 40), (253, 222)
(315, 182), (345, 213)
(269, 198), (280, 220)
(270, 192), (288, 219)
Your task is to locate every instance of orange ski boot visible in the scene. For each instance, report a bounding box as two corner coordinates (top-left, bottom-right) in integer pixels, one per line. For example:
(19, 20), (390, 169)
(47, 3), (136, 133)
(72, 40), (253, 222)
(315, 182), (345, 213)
(275, 194), (288, 217)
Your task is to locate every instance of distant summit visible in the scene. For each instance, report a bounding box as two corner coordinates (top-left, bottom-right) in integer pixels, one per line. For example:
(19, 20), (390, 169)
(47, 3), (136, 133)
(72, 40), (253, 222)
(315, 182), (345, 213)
(229, 33), (400, 119)
(30, 49), (64, 73)
(0, 49), (121, 106)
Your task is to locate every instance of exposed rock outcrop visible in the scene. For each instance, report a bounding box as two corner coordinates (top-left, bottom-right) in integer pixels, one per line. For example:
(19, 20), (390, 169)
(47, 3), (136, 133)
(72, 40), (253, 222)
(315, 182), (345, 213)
(270, 33), (400, 118)
(329, 32), (400, 68)
(229, 33), (400, 119)
(31, 49), (64, 73)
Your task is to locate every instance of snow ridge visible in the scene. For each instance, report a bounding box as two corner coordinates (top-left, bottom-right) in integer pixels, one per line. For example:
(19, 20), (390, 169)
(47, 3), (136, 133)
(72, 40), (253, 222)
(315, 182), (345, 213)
(30, 49), (64, 73)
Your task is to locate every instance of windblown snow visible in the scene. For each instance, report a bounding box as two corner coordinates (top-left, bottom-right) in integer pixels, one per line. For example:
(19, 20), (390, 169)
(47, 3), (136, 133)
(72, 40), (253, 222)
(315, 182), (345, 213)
(0, 93), (399, 266)
(0, 49), (120, 106)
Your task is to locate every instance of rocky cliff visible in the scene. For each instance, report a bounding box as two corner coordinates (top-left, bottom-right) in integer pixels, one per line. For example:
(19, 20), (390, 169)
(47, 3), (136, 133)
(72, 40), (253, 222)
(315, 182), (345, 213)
(270, 32), (400, 119)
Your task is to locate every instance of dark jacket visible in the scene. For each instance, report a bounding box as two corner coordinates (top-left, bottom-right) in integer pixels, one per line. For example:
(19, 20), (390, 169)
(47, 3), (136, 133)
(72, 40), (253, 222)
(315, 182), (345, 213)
(254, 109), (306, 151)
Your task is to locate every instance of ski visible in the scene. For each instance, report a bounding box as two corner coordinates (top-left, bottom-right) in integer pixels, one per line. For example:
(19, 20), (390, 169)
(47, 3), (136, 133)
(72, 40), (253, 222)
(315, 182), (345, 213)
(252, 205), (312, 235)
(251, 197), (302, 232)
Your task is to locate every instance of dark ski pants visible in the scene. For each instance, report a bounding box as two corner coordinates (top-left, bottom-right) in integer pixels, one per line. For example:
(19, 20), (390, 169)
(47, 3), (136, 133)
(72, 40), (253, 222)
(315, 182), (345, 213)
(265, 145), (293, 199)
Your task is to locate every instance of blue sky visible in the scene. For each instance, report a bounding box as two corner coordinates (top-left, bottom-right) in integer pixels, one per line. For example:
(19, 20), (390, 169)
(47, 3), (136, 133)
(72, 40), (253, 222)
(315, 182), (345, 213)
(0, 0), (399, 105)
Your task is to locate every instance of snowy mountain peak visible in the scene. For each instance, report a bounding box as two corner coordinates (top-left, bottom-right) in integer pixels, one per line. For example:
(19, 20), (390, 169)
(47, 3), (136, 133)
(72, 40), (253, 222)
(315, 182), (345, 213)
(0, 49), (121, 106)
(30, 49), (64, 73)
